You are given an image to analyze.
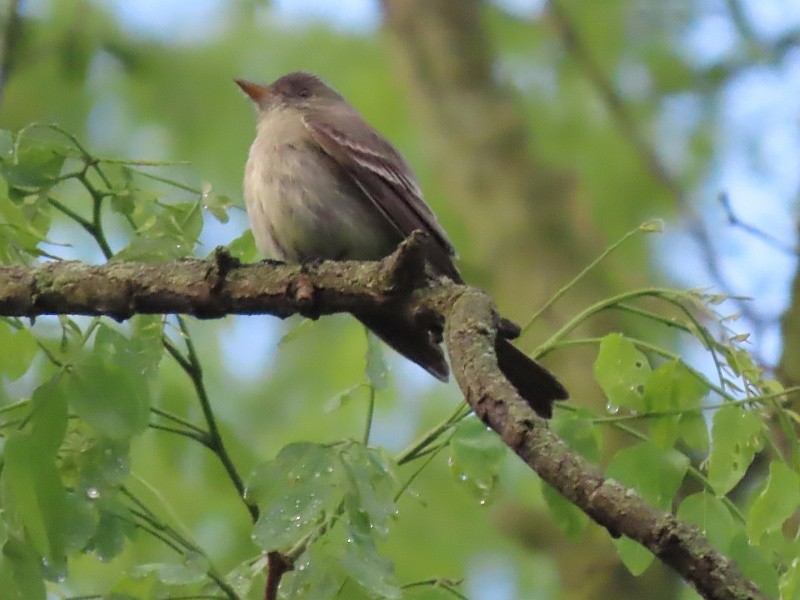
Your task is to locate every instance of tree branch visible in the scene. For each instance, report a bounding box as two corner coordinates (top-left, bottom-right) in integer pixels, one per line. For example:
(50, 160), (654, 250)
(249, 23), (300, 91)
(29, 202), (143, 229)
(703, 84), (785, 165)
(0, 234), (765, 600)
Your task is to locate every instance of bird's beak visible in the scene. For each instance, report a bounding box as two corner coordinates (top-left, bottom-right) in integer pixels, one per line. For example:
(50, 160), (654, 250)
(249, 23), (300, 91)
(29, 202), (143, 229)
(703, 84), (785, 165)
(235, 78), (270, 104)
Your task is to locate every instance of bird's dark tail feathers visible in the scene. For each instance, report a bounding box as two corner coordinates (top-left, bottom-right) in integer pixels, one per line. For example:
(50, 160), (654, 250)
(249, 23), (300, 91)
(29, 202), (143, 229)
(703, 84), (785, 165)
(354, 311), (449, 382)
(354, 311), (567, 419)
(495, 338), (568, 418)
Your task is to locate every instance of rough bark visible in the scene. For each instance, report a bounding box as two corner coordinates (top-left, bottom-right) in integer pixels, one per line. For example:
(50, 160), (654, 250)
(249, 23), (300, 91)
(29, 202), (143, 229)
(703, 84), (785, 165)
(0, 237), (766, 600)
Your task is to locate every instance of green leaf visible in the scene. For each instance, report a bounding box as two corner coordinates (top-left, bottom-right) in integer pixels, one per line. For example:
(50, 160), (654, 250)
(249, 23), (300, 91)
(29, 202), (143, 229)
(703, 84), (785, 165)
(74, 437), (130, 497)
(448, 418), (507, 504)
(340, 512), (401, 600)
(3, 433), (68, 571)
(340, 444), (396, 537)
(162, 201), (203, 247)
(780, 558), (800, 600)
(727, 534), (779, 597)
(593, 333), (651, 411)
(62, 492), (98, 553)
(247, 443), (344, 552)
(0, 537), (46, 600)
(707, 405), (763, 496)
(0, 130), (14, 157)
(748, 461), (800, 545)
(551, 408), (600, 463)
(129, 315), (165, 379)
(606, 442), (689, 575)
(677, 410), (710, 453)
(0, 322), (38, 381)
(0, 190), (51, 261)
(5, 136), (67, 189)
(541, 482), (589, 538)
(676, 493), (738, 554)
(114, 199), (203, 261)
(201, 183), (233, 223)
(284, 546), (344, 600)
(66, 325), (150, 441)
(131, 552), (209, 585)
(86, 505), (135, 562)
(228, 229), (258, 263)
(643, 361), (708, 449)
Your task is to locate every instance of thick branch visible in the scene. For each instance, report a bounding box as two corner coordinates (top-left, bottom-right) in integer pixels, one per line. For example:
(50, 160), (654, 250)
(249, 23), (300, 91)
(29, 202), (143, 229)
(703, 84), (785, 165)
(0, 238), (764, 600)
(446, 290), (765, 600)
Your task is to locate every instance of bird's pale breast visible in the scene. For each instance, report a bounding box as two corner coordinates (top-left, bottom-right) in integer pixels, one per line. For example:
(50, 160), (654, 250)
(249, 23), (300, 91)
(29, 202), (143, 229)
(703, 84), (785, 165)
(243, 107), (399, 263)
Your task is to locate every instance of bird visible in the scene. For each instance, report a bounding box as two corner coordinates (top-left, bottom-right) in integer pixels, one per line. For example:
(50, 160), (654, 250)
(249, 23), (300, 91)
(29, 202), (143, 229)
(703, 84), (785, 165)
(236, 71), (567, 418)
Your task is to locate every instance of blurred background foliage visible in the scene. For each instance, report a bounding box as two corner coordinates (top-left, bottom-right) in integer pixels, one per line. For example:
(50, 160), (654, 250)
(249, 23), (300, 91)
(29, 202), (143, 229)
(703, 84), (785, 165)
(1, 0), (799, 599)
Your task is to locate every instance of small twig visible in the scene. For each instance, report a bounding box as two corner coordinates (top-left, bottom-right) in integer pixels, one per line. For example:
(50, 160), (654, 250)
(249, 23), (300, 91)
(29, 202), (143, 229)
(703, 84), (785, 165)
(264, 551), (293, 600)
(165, 320), (259, 522)
(363, 384), (376, 445)
(719, 192), (798, 255)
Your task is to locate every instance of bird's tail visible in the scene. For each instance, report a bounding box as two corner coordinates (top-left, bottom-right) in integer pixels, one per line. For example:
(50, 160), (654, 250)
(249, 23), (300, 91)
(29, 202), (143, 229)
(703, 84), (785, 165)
(354, 311), (449, 382)
(495, 338), (568, 418)
(354, 311), (567, 419)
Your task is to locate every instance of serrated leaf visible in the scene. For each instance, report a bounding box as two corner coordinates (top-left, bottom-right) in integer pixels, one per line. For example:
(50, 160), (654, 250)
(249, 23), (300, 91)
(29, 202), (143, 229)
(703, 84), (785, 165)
(87, 505), (135, 562)
(594, 333), (651, 411)
(448, 418), (507, 504)
(340, 518), (401, 599)
(3, 433), (69, 569)
(340, 445), (396, 537)
(728, 534), (779, 597)
(201, 183), (233, 223)
(228, 229), (258, 263)
(607, 442), (689, 575)
(247, 443), (344, 552)
(75, 437), (130, 497)
(541, 482), (588, 538)
(748, 461), (800, 545)
(707, 405), (763, 496)
(0, 322), (38, 380)
(643, 361), (709, 449)
(6, 137), (67, 189)
(780, 558), (800, 600)
(550, 408), (600, 463)
(0, 537), (46, 600)
(131, 552), (209, 586)
(607, 442), (689, 510)
(284, 546), (344, 600)
(28, 379), (68, 457)
(66, 326), (150, 441)
(676, 493), (738, 553)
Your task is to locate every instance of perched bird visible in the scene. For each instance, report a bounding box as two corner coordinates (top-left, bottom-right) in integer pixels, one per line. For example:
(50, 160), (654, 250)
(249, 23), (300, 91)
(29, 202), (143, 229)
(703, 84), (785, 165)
(236, 72), (567, 417)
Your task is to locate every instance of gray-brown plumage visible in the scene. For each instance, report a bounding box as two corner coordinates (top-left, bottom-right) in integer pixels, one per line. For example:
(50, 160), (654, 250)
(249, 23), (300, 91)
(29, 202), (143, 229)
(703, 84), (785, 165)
(237, 72), (567, 417)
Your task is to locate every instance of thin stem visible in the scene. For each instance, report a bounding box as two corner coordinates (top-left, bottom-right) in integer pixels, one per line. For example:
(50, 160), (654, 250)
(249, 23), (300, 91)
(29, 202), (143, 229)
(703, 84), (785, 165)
(148, 422), (211, 445)
(77, 173), (113, 259)
(46, 196), (94, 232)
(402, 579), (468, 600)
(396, 402), (469, 465)
(120, 490), (240, 600)
(522, 221), (659, 334)
(150, 406), (208, 435)
(363, 385), (376, 445)
(170, 316), (258, 522)
(129, 167), (202, 194)
(394, 441), (447, 502)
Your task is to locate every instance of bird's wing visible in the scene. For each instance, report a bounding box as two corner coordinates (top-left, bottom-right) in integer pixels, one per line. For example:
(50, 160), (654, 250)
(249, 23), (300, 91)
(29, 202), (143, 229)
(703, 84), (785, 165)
(302, 107), (461, 281)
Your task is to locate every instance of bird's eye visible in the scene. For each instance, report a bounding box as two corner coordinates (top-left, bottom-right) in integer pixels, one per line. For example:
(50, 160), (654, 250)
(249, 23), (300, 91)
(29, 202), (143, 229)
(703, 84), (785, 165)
(297, 87), (311, 98)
